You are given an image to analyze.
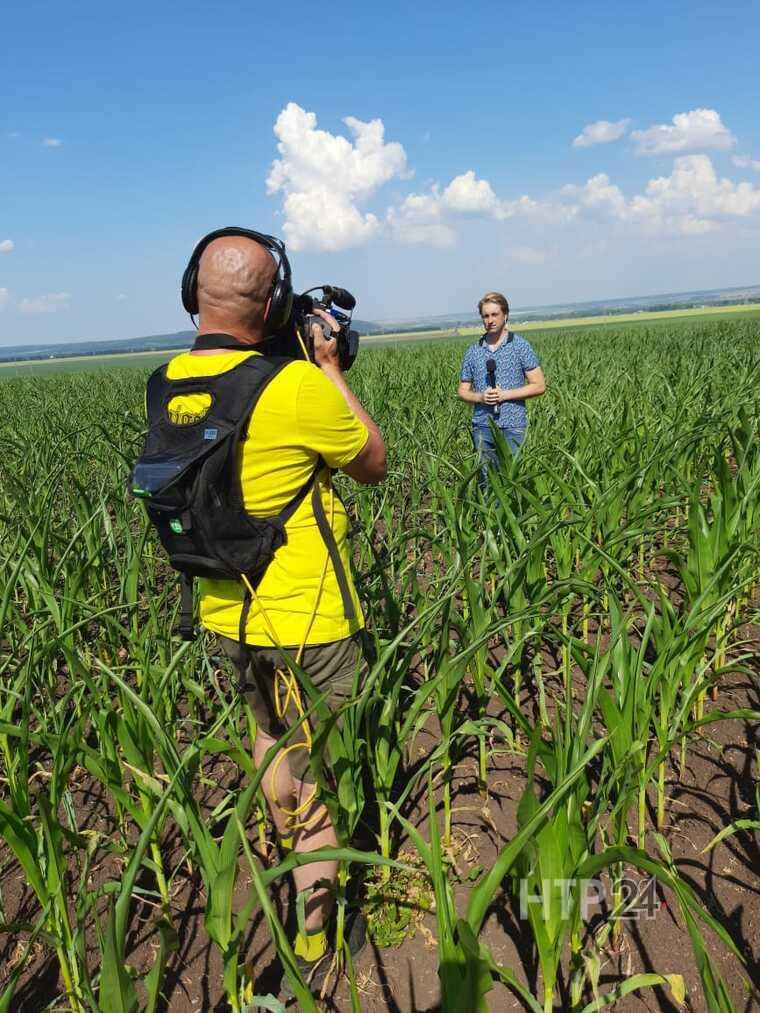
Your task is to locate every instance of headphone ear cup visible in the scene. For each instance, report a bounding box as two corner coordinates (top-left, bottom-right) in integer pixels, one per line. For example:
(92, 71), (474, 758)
(265, 280), (293, 334)
(181, 263), (200, 315)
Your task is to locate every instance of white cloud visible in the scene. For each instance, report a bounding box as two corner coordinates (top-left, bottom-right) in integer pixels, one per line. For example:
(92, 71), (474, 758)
(631, 108), (735, 156)
(561, 173), (627, 217)
(266, 102), (408, 251)
(0, 239), (14, 253)
(19, 292), (71, 314)
(442, 170), (498, 213)
(0, 288), (9, 310)
(572, 118), (630, 148)
(387, 189), (456, 246)
(348, 113), (760, 248)
(733, 154), (760, 172)
(402, 149), (760, 245)
(43, 137), (63, 147)
(628, 154), (760, 233)
(116, 293), (128, 301)
(552, 156), (760, 236)
(436, 171), (543, 222)
(494, 195), (547, 221)
(388, 170), (569, 244)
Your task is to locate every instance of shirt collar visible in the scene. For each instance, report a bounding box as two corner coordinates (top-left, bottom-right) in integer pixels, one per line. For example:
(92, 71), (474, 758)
(481, 329), (510, 351)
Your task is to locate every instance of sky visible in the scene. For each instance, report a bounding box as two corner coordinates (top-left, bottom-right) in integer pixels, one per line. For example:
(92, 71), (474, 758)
(2, 0), (760, 345)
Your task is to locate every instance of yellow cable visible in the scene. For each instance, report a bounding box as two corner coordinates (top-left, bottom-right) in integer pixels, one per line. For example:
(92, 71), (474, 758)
(295, 324), (311, 363)
(240, 474), (337, 830)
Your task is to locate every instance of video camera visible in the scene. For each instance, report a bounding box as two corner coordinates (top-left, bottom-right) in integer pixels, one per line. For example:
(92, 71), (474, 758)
(276, 285), (360, 371)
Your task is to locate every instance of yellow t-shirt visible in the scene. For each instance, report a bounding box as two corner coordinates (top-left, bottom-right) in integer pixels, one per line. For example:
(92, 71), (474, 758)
(164, 349), (368, 646)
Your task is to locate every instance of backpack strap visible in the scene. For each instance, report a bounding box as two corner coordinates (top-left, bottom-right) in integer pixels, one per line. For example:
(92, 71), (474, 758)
(238, 585), (254, 648)
(310, 472), (356, 621)
(276, 458), (322, 527)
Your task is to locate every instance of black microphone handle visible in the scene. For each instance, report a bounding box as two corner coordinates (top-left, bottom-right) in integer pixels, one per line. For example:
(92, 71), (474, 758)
(486, 369), (500, 418)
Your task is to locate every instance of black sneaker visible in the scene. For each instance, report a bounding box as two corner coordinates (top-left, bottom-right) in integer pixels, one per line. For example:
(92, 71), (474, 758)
(281, 908), (367, 1000)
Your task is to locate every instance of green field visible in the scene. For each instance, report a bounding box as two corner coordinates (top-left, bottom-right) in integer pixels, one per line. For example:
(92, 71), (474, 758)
(0, 316), (758, 1011)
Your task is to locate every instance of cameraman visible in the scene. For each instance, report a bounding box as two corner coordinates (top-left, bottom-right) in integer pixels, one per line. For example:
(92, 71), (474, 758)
(166, 233), (385, 991)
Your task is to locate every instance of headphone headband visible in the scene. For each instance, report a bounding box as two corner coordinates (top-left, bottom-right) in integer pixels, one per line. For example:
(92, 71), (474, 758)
(181, 226), (293, 334)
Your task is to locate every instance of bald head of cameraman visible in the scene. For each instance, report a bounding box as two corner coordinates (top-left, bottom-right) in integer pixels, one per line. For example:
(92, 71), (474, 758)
(193, 235), (385, 482)
(169, 232), (385, 985)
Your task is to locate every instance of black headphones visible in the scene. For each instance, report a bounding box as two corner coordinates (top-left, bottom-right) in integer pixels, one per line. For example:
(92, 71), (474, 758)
(181, 226), (293, 334)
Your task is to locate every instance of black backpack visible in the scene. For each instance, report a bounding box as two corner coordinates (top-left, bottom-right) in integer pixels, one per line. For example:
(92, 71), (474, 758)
(131, 353), (354, 641)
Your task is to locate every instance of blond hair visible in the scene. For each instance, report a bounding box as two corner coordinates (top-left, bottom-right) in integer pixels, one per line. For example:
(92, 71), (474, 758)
(478, 292), (509, 316)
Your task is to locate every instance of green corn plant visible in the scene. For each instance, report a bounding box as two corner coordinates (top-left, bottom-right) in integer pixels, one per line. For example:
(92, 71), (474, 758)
(362, 622), (445, 873)
(0, 669), (96, 1012)
(389, 737), (607, 1013)
(97, 659), (270, 1012)
(437, 480), (494, 796)
(510, 732), (593, 1011)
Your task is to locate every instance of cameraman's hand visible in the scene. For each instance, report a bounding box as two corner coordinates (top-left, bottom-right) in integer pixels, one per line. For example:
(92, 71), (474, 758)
(311, 307), (341, 371)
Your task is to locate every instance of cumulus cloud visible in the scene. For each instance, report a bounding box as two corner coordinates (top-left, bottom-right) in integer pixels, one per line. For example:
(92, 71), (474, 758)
(572, 118), (630, 148)
(733, 154), (760, 172)
(396, 152), (760, 245)
(272, 102), (759, 250)
(561, 174), (627, 217)
(19, 292), (71, 314)
(387, 189), (456, 246)
(0, 239), (14, 253)
(631, 108), (735, 156)
(628, 154), (760, 233)
(442, 171), (498, 213)
(0, 288), (9, 310)
(494, 195), (548, 221)
(266, 102), (408, 251)
(439, 172), (544, 221)
(388, 169), (550, 244)
(43, 137), (63, 147)
(555, 155), (760, 236)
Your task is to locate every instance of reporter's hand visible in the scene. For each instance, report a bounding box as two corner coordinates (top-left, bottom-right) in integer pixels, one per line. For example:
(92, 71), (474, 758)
(310, 307), (341, 371)
(483, 387), (504, 405)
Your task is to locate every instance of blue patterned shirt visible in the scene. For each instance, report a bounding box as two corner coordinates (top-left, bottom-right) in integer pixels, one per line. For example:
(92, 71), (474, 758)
(460, 332), (540, 429)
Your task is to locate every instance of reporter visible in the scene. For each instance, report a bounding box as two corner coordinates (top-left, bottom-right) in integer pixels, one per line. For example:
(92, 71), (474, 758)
(457, 291), (545, 481)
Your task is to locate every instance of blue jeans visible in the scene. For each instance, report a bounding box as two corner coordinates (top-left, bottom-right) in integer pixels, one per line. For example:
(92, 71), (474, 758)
(472, 422), (525, 486)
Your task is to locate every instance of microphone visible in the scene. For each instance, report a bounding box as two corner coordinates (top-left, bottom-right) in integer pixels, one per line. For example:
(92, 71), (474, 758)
(323, 285), (356, 311)
(485, 357), (499, 417)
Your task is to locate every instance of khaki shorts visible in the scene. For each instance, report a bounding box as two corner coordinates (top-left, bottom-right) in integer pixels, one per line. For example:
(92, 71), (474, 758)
(218, 632), (363, 781)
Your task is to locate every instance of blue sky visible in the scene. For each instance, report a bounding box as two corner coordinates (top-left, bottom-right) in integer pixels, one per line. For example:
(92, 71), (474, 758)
(2, 0), (759, 344)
